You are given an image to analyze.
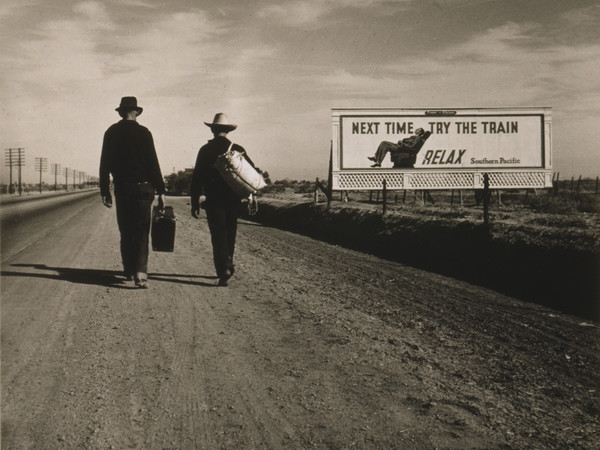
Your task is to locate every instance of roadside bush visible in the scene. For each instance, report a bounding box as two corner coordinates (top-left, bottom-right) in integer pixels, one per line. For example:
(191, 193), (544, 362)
(526, 193), (599, 214)
(576, 194), (600, 213)
(261, 179), (314, 195)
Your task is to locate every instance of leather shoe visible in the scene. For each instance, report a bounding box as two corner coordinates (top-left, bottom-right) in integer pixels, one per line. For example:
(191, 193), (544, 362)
(217, 268), (232, 287)
(135, 272), (149, 289)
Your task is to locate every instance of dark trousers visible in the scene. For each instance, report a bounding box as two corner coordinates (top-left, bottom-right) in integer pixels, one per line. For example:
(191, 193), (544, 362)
(114, 183), (155, 275)
(205, 202), (239, 278)
(374, 141), (418, 168)
(373, 141), (400, 164)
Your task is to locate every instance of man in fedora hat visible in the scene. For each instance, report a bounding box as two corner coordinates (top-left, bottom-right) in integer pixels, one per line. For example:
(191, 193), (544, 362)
(100, 96), (166, 288)
(190, 113), (256, 287)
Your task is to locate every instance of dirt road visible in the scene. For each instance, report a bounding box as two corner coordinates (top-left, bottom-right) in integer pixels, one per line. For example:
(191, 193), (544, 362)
(1, 195), (598, 449)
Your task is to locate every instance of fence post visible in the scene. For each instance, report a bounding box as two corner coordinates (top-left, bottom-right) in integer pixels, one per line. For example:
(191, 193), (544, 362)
(315, 177), (332, 208)
(425, 191), (435, 204)
(570, 176), (574, 193)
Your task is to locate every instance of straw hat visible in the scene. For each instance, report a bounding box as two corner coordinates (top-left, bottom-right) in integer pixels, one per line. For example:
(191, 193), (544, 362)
(204, 113), (237, 131)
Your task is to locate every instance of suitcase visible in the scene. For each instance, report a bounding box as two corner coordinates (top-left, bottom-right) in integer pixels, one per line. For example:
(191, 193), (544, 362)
(151, 206), (176, 252)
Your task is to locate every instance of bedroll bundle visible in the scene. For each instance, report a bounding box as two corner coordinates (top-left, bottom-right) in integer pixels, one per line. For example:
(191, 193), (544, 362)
(215, 149), (267, 198)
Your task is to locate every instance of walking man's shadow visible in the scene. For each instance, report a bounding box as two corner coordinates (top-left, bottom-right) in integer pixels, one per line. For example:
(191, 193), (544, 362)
(3, 264), (218, 288)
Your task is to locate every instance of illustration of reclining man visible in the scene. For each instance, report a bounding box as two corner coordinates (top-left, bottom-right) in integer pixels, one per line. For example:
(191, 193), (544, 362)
(368, 128), (432, 168)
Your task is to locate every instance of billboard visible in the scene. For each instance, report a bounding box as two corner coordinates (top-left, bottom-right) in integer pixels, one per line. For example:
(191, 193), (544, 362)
(331, 108), (552, 190)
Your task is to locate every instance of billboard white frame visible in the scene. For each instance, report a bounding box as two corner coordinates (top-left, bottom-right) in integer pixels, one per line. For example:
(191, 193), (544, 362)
(331, 107), (552, 190)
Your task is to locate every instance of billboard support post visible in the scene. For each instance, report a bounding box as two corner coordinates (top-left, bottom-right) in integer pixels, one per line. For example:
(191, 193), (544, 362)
(483, 173), (490, 226)
(382, 179), (387, 215)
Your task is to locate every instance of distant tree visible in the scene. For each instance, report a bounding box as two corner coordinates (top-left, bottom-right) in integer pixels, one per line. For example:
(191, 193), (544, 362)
(260, 179), (317, 194)
(165, 170), (193, 195)
(258, 169), (272, 185)
(164, 166), (272, 196)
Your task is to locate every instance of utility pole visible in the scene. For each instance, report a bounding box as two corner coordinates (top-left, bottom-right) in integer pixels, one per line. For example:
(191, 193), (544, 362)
(5, 148), (25, 195)
(18, 148), (24, 195)
(73, 170), (77, 190)
(64, 167), (70, 191)
(51, 163), (61, 190)
(35, 157), (48, 194)
(4, 148), (14, 193)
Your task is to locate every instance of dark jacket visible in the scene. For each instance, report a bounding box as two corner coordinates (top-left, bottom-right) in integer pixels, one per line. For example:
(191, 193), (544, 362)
(397, 130), (432, 150)
(391, 131), (432, 168)
(99, 120), (166, 197)
(190, 136), (255, 208)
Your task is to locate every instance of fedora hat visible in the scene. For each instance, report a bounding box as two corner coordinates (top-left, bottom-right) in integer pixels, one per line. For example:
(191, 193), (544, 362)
(204, 113), (237, 131)
(115, 96), (143, 115)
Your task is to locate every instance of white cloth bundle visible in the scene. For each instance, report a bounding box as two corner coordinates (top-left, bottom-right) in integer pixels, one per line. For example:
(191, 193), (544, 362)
(215, 143), (266, 197)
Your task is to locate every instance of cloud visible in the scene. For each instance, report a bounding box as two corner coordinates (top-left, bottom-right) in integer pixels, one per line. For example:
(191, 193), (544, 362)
(1, 3), (275, 102)
(113, 10), (225, 86)
(258, 1), (331, 27)
(118, 0), (157, 7)
(2, 1), (599, 181)
(73, 1), (114, 28)
(257, 0), (410, 28)
(308, 20), (600, 110)
(560, 2), (600, 31)
(1, 2), (119, 92)
(0, 3), (274, 181)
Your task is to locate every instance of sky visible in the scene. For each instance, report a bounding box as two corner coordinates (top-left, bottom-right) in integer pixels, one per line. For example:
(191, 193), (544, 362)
(1, 0), (599, 185)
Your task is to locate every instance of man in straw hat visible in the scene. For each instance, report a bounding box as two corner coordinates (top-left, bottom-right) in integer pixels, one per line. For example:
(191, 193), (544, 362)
(100, 96), (166, 288)
(190, 113), (257, 287)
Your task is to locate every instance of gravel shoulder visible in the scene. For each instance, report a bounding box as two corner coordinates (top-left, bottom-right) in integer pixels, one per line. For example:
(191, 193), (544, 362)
(1, 196), (599, 448)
